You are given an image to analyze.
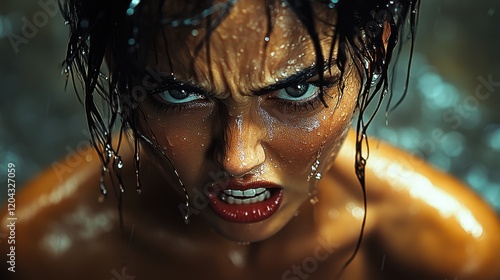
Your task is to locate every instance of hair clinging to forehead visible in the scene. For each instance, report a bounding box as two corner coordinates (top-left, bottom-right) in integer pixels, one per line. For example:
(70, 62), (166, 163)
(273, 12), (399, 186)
(61, 0), (419, 273)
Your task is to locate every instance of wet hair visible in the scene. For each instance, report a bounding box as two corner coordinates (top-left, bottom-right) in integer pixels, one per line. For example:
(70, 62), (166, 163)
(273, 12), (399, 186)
(61, 0), (419, 275)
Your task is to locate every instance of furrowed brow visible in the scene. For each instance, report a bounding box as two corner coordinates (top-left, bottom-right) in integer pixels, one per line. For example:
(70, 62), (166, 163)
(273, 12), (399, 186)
(253, 61), (336, 96)
(155, 75), (210, 96)
(154, 61), (336, 96)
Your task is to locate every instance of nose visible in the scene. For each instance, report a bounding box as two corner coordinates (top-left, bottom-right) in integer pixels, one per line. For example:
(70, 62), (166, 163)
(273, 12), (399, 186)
(215, 114), (266, 177)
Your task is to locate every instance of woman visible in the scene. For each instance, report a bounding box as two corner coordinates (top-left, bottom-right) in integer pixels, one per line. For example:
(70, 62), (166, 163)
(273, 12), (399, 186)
(2, 0), (500, 279)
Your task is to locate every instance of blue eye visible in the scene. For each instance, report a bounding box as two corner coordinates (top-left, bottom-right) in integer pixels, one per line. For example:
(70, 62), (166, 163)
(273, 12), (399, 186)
(158, 89), (205, 104)
(276, 83), (319, 101)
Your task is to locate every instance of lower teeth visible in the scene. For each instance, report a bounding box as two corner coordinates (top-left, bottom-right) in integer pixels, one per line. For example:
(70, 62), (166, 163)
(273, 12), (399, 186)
(221, 190), (271, 205)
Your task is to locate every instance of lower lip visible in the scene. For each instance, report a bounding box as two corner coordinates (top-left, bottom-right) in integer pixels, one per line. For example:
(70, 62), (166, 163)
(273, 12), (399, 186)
(207, 189), (283, 223)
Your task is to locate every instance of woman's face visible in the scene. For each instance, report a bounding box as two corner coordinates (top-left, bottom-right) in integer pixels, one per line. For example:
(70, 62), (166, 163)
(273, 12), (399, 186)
(135, 0), (361, 242)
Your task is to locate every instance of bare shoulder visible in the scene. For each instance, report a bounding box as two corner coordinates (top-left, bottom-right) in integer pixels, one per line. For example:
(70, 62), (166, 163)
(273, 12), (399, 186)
(329, 129), (500, 279)
(0, 147), (124, 279)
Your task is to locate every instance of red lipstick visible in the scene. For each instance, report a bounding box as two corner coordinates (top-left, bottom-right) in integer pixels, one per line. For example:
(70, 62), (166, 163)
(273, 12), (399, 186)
(206, 181), (283, 223)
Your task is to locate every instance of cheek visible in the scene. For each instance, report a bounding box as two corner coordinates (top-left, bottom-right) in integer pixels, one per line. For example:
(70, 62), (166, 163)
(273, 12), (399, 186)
(264, 88), (358, 178)
(137, 109), (214, 177)
(265, 104), (354, 176)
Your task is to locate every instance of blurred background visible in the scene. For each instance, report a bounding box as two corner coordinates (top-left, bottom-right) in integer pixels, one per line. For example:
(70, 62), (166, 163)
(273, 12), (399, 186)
(0, 0), (499, 211)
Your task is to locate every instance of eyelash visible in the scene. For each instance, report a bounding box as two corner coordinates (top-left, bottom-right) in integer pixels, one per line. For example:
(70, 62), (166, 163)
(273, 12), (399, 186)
(146, 79), (337, 114)
(146, 83), (208, 114)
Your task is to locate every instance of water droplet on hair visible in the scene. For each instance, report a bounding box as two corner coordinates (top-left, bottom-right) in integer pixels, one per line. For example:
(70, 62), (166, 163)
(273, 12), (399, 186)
(237, 241), (251, 246)
(191, 29), (199, 36)
(264, 36), (270, 42)
(79, 19), (89, 29)
(100, 180), (107, 196)
(117, 160), (124, 169)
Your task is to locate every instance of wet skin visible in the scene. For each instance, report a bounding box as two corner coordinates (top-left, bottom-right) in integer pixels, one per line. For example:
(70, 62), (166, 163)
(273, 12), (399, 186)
(2, 1), (500, 279)
(137, 0), (351, 243)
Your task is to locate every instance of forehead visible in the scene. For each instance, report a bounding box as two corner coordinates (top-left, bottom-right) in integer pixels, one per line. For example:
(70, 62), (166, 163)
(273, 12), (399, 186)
(144, 0), (337, 94)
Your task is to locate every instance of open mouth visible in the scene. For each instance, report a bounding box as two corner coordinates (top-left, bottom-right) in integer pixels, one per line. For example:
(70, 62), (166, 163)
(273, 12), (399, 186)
(207, 183), (283, 223)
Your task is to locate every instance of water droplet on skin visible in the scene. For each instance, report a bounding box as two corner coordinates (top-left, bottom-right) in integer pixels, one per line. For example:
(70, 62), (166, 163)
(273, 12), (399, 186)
(328, 209), (339, 219)
(264, 36), (270, 42)
(166, 136), (175, 147)
(294, 211), (300, 217)
(117, 160), (124, 169)
(310, 196), (319, 205)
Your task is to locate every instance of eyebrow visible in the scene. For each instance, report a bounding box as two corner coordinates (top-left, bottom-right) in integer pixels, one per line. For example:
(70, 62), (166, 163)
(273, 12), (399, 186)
(252, 62), (336, 96)
(155, 61), (336, 96)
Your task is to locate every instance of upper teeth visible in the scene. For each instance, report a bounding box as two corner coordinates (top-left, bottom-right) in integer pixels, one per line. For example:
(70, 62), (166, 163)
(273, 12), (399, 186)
(221, 189), (271, 205)
(223, 188), (266, 198)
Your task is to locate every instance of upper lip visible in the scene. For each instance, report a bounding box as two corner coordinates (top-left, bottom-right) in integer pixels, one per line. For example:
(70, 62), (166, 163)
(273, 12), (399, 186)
(209, 180), (282, 193)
